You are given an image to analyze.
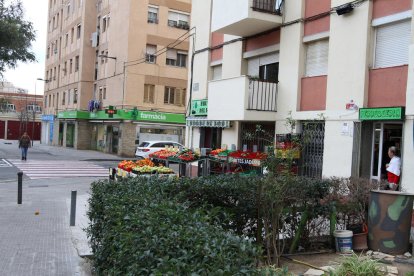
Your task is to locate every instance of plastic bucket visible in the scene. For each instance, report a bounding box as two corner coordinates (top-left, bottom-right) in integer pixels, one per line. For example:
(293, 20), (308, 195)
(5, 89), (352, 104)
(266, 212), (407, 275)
(334, 230), (353, 253)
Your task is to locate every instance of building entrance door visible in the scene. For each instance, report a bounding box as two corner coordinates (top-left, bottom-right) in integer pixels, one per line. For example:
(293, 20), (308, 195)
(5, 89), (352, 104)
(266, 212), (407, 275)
(370, 123), (403, 181)
(106, 126), (119, 154)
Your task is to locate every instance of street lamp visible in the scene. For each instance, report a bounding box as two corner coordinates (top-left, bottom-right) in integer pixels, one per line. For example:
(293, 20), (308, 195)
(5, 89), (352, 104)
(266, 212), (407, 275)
(32, 78), (48, 146)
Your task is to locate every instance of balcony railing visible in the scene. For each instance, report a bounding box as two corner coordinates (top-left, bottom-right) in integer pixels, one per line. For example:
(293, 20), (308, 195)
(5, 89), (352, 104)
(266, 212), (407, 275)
(252, 0), (283, 15)
(247, 78), (278, 112)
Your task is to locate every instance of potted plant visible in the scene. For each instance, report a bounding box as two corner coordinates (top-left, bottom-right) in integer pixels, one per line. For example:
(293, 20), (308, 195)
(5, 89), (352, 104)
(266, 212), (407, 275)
(341, 178), (380, 251)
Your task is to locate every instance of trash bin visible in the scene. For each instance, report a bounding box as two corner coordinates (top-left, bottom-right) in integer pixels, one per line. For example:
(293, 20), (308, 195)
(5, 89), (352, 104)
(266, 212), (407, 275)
(368, 190), (414, 254)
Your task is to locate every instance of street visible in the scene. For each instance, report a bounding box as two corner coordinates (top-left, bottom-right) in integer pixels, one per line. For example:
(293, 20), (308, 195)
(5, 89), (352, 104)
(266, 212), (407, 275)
(0, 140), (122, 276)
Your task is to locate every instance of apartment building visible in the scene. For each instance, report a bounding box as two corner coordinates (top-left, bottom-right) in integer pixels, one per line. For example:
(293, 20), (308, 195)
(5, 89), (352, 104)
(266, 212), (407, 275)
(186, 0), (414, 193)
(43, 0), (191, 156)
(0, 91), (43, 140)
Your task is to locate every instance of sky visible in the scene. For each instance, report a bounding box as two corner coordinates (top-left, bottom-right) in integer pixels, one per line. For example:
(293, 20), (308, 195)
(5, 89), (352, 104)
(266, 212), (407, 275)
(4, 0), (48, 95)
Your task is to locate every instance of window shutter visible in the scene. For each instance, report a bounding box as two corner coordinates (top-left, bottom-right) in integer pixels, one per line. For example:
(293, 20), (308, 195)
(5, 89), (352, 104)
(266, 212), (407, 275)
(259, 52), (279, 66)
(148, 6), (158, 13)
(149, 85), (155, 103)
(212, 65), (222, 80)
(305, 40), (329, 77)
(146, 45), (156, 55)
(166, 49), (177, 59)
(144, 85), (149, 102)
(248, 57), (260, 76)
(168, 12), (177, 21)
(174, 89), (181, 105)
(374, 20), (411, 68)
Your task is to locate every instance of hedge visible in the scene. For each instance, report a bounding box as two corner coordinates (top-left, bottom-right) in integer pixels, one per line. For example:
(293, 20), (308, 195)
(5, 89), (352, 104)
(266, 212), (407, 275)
(87, 178), (261, 275)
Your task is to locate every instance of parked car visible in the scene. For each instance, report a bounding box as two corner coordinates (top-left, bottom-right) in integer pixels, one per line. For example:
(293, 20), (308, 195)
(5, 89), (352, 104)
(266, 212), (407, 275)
(135, 141), (184, 158)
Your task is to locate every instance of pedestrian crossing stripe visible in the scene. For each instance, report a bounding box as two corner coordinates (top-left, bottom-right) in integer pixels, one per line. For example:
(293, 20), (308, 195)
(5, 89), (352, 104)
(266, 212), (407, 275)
(8, 159), (109, 179)
(0, 159), (12, 167)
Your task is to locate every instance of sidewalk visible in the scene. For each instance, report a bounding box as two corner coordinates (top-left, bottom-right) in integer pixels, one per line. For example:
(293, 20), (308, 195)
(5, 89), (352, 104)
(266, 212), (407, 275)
(0, 140), (125, 161)
(0, 177), (95, 276)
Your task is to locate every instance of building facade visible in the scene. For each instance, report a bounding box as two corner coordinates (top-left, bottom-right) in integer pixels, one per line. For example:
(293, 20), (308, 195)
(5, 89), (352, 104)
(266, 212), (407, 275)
(187, 0), (414, 192)
(0, 92), (42, 140)
(43, 0), (191, 156)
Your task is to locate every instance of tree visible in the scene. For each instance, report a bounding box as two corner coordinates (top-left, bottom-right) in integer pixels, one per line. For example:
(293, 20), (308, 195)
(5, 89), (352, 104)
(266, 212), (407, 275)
(0, 0), (36, 76)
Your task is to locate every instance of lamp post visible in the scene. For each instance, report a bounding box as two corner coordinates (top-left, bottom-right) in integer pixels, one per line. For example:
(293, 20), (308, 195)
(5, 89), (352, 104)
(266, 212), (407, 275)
(32, 78), (48, 146)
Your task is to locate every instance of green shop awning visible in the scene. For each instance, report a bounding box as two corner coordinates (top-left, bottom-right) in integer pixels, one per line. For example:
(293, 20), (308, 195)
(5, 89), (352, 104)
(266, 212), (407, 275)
(57, 110), (185, 124)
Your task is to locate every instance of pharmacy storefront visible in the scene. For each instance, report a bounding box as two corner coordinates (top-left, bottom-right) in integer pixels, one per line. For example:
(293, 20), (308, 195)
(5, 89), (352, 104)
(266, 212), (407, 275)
(57, 109), (186, 156)
(135, 111), (186, 146)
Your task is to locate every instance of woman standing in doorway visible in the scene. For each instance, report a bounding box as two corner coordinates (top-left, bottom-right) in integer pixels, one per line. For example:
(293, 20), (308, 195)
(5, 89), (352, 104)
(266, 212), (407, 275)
(386, 146), (401, 191)
(18, 132), (31, 161)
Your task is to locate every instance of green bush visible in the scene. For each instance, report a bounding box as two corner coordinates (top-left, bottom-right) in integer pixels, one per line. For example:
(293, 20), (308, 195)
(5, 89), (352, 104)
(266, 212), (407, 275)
(333, 254), (383, 276)
(87, 178), (261, 275)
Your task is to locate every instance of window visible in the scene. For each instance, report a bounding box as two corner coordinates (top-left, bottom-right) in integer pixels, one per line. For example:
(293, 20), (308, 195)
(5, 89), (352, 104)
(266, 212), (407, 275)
(374, 20), (410, 68)
(49, 95), (51, 107)
(101, 50), (105, 64)
(53, 67), (56, 80)
(145, 44), (157, 63)
(52, 94), (55, 107)
(168, 11), (190, 30)
(48, 20), (51, 31)
(166, 49), (187, 67)
(106, 16), (110, 29)
(71, 27), (74, 43)
(144, 84), (155, 103)
(56, 13), (59, 28)
(62, 92), (66, 105)
(164, 87), (186, 106)
(66, 4), (70, 18)
(47, 47), (50, 59)
(73, 89), (78, 104)
(259, 62), (279, 83)
(54, 40), (58, 54)
(305, 39), (329, 77)
(99, 87), (103, 101)
(70, 59), (73, 73)
(212, 65), (222, 80)
(102, 16), (107, 32)
(103, 87), (106, 99)
(148, 6), (158, 23)
(64, 61), (67, 76)
(65, 33), (68, 47)
(76, 24), (81, 39)
(75, 56), (79, 72)
(52, 16), (55, 29)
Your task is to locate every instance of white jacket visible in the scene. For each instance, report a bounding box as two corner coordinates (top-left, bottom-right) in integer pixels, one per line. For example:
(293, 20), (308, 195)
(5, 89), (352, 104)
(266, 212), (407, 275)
(387, 156), (401, 176)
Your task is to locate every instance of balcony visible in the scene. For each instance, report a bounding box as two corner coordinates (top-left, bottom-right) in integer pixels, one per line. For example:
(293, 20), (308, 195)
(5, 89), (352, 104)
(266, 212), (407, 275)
(208, 76), (277, 121)
(211, 0), (283, 37)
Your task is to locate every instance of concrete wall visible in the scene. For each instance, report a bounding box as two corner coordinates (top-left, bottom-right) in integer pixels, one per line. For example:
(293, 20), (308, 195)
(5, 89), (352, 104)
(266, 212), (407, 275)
(118, 122), (136, 157)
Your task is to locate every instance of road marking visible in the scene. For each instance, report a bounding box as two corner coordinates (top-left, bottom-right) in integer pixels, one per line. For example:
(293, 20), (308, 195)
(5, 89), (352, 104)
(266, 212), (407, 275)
(0, 159), (12, 167)
(8, 159), (109, 179)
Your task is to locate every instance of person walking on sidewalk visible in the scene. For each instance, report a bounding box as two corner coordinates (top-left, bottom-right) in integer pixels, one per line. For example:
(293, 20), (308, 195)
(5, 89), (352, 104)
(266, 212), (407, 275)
(18, 132), (31, 161)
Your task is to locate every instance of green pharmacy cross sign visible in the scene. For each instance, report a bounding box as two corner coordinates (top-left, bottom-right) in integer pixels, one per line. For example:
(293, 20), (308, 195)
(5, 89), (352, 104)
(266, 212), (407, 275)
(359, 107), (405, 121)
(105, 106), (118, 118)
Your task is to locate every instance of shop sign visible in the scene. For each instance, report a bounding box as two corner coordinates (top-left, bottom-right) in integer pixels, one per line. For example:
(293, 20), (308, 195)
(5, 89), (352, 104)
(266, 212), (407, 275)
(230, 157), (262, 167)
(58, 111), (89, 119)
(191, 99), (208, 116)
(186, 119), (231, 128)
(359, 107), (404, 121)
(138, 111), (185, 124)
(41, 114), (55, 121)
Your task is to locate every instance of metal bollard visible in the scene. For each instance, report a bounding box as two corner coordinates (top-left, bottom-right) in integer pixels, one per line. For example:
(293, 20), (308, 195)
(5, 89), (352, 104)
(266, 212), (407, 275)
(70, 190), (77, 226)
(17, 172), (23, 204)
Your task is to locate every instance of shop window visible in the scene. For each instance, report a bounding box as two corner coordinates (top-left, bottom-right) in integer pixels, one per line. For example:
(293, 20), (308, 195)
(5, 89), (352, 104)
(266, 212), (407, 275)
(374, 20), (410, 68)
(144, 84), (155, 104)
(148, 6), (158, 23)
(166, 49), (187, 67)
(305, 39), (329, 77)
(164, 87), (186, 106)
(146, 44), (157, 63)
